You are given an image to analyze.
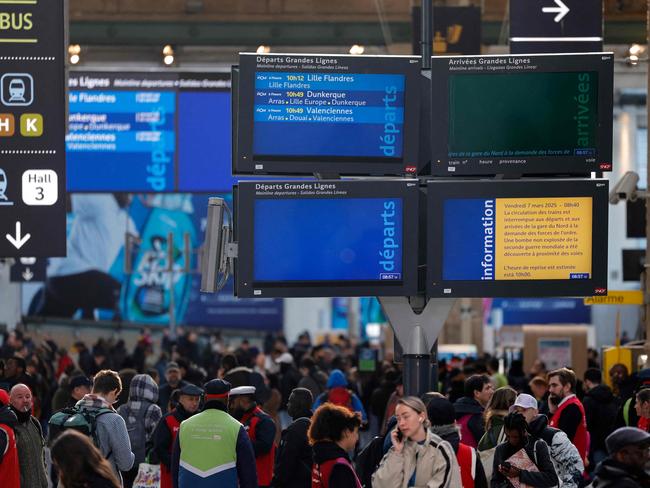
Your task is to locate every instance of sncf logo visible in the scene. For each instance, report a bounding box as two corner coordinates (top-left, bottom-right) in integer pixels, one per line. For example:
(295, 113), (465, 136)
(599, 163), (612, 170)
(594, 288), (607, 295)
(405, 165), (417, 173)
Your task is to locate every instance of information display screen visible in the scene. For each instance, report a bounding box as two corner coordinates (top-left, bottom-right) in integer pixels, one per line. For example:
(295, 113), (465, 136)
(66, 71), (232, 192)
(431, 53), (613, 176)
(234, 53), (421, 176)
(427, 179), (608, 297)
(236, 179), (418, 297)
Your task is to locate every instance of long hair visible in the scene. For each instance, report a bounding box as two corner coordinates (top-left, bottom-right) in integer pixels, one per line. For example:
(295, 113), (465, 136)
(396, 396), (431, 429)
(484, 386), (517, 428)
(51, 430), (120, 488)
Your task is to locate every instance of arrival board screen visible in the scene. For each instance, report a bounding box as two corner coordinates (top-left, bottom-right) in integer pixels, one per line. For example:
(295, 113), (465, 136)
(431, 53), (613, 176)
(234, 53), (421, 175)
(427, 179), (608, 297)
(66, 71), (232, 192)
(236, 180), (418, 297)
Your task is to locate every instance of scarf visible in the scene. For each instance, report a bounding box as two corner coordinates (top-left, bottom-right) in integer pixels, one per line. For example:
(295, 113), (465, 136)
(76, 393), (114, 410)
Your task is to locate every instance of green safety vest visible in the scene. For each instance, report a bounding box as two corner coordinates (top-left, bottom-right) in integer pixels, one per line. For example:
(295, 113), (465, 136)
(178, 409), (241, 482)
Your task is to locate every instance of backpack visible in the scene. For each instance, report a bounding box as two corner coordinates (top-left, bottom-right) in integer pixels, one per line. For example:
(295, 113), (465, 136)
(48, 406), (113, 450)
(478, 426), (505, 483)
(120, 404), (150, 466)
(354, 435), (385, 487)
(325, 387), (353, 410)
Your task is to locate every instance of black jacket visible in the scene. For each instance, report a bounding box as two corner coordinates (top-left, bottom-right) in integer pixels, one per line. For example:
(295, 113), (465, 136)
(271, 414), (312, 488)
(583, 384), (619, 452)
(491, 438), (558, 488)
(590, 458), (650, 488)
(313, 441), (360, 488)
(454, 397), (485, 445)
(0, 405), (17, 463)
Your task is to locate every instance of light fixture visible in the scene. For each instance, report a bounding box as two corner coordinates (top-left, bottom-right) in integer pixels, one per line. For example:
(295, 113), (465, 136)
(256, 45), (271, 54)
(68, 44), (81, 65)
(349, 44), (365, 55)
(163, 45), (175, 66)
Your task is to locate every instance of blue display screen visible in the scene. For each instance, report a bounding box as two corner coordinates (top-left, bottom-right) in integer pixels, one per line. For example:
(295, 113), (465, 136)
(253, 198), (403, 281)
(253, 72), (405, 158)
(177, 91), (232, 192)
(67, 91), (176, 192)
(66, 83), (233, 193)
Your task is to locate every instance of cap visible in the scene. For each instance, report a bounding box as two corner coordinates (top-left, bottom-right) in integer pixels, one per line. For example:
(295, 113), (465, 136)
(179, 384), (204, 397)
(510, 393), (538, 412)
(275, 352), (294, 365)
(69, 375), (92, 390)
(203, 379), (231, 401)
(229, 386), (256, 396)
(0, 389), (8, 406)
(166, 362), (181, 373)
(427, 397), (455, 426)
(606, 427), (650, 454)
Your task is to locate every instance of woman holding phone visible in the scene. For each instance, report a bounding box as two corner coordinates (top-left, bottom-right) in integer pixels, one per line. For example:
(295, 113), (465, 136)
(372, 396), (460, 488)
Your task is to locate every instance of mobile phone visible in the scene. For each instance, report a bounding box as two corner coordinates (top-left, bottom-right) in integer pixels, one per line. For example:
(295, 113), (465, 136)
(396, 428), (404, 442)
(501, 462), (512, 470)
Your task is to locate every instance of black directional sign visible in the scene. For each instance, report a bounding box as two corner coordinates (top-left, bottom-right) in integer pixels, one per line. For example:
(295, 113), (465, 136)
(10, 256), (46, 282)
(412, 6), (481, 56)
(510, 0), (603, 54)
(0, 0), (66, 257)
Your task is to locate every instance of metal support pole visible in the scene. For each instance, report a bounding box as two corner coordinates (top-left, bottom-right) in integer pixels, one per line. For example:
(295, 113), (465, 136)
(421, 0), (432, 69)
(646, 0), (650, 351)
(379, 297), (456, 397)
(167, 232), (177, 340)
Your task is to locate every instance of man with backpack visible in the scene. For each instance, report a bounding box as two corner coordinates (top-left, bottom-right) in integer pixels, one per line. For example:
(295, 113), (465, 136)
(117, 373), (162, 487)
(312, 369), (368, 424)
(513, 393), (584, 488)
(454, 374), (494, 448)
(68, 369), (134, 484)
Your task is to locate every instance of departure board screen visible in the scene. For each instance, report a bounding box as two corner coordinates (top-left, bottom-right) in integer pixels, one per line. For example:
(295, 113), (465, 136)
(235, 179), (419, 297)
(234, 53), (421, 176)
(253, 72), (405, 158)
(66, 71), (232, 192)
(430, 53), (613, 176)
(427, 179), (609, 298)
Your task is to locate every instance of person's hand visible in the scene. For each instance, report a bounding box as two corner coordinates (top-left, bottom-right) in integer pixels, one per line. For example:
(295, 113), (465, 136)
(547, 396), (557, 414)
(390, 428), (404, 453)
(498, 464), (521, 479)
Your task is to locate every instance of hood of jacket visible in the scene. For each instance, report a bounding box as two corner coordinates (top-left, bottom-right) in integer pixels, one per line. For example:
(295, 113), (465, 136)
(454, 396), (483, 416)
(128, 373), (159, 404)
(528, 414), (550, 437)
(585, 384), (615, 403)
(0, 405), (17, 427)
(429, 424), (460, 452)
(327, 369), (348, 389)
(313, 440), (351, 465)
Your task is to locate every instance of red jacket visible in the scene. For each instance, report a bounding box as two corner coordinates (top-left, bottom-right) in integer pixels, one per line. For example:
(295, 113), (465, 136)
(242, 406), (276, 487)
(456, 442), (476, 488)
(550, 395), (589, 463)
(0, 421), (20, 488)
(160, 414), (181, 488)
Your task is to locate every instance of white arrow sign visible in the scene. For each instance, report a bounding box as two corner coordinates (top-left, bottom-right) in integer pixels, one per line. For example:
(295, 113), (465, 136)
(542, 0), (570, 22)
(6, 221), (31, 250)
(22, 267), (33, 281)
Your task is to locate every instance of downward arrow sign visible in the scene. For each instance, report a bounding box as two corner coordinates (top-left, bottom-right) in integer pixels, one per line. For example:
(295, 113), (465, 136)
(542, 0), (570, 22)
(6, 221), (31, 250)
(22, 267), (33, 281)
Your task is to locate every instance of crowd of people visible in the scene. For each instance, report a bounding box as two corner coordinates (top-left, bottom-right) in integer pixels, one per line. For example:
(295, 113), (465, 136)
(1, 327), (650, 487)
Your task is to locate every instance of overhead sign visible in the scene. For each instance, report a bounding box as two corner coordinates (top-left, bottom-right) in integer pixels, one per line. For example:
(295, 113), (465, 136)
(0, 0), (66, 257)
(10, 256), (45, 282)
(509, 0), (603, 54)
(411, 6), (481, 56)
(584, 291), (644, 306)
